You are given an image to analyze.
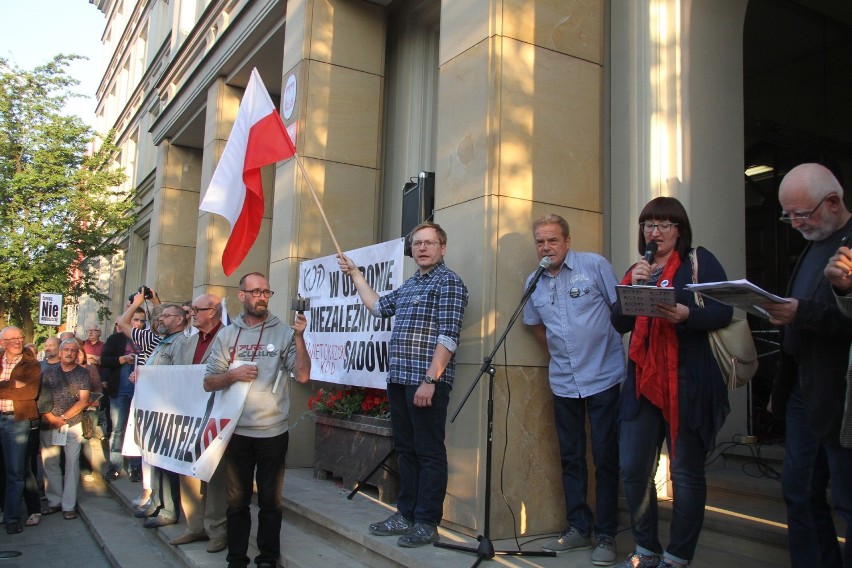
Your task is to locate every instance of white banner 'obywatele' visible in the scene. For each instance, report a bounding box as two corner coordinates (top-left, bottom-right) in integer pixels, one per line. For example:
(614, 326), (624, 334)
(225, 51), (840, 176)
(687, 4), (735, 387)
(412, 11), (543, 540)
(299, 238), (404, 388)
(122, 364), (250, 481)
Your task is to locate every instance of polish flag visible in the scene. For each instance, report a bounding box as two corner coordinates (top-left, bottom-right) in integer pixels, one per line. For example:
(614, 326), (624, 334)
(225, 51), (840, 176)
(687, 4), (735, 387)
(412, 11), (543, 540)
(199, 68), (296, 276)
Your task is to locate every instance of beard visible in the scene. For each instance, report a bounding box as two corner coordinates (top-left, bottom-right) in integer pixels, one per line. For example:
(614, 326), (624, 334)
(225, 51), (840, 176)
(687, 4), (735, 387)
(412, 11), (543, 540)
(244, 300), (268, 319)
(798, 224), (834, 242)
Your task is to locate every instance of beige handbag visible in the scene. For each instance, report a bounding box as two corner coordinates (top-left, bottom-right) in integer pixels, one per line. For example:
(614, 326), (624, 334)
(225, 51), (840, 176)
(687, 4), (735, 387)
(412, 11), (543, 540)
(690, 250), (759, 389)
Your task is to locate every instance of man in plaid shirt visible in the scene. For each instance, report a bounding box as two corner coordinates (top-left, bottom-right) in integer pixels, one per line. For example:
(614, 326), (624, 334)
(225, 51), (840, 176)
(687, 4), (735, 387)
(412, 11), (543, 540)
(338, 222), (468, 547)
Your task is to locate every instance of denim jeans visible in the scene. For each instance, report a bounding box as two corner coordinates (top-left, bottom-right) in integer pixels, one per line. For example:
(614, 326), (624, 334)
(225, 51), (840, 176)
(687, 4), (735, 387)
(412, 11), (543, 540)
(0, 415), (31, 525)
(24, 426), (42, 514)
(619, 394), (708, 565)
(109, 395), (140, 473)
(783, 384), (852, 568)
(223, 431), (288, 567)
(387, 381), (450, 526)
(552, 384), (620, 538)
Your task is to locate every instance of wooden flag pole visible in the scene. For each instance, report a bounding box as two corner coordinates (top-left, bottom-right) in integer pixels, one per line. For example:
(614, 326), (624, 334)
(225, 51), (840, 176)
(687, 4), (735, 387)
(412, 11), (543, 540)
(292, 154), (344, 259)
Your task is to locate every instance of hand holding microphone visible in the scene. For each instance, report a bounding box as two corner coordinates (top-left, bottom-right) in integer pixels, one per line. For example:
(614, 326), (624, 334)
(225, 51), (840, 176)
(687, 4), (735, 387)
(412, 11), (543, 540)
(635, 242), (658, 286)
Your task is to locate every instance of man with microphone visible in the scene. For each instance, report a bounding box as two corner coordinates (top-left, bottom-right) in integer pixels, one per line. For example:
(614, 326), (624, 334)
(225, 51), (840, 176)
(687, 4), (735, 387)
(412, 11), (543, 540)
(523, 214), (625, 566)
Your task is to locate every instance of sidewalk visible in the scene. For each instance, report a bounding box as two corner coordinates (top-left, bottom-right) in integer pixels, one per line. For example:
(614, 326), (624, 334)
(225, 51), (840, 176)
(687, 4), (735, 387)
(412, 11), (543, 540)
(0, 478), (110, 568)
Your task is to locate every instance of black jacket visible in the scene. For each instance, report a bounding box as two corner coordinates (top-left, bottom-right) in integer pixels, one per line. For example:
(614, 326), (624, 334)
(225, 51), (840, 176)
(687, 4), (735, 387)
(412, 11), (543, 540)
(100, 331), (131, 399)
(770, 219), (852, 442)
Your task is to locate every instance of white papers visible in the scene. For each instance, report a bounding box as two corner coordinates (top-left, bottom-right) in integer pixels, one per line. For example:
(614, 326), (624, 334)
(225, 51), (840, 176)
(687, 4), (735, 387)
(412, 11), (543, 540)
(616, 285), (677, 317)
(685, 279), (788, 319)
(51, 425), (68, 446)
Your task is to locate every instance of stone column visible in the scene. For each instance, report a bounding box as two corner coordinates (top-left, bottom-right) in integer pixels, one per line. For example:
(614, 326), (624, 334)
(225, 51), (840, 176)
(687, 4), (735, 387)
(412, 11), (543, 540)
(610, 0), (749, 449)
(277, 0), (387, 466)
(436, 1), (605, 538)
(148, 139), (202, 303)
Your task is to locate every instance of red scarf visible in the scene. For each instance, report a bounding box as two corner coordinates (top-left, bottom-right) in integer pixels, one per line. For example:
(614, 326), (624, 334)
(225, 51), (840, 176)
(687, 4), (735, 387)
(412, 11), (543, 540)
(620, 251), (682, 455)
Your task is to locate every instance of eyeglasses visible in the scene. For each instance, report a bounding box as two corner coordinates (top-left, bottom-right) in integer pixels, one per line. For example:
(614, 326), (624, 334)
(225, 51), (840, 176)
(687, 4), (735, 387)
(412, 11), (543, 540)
(159, 313), (183, 320)
(640, 222), (679, 234)
(190, 306), (216, 314)
(411, 240), (442, 249)
(1, 337), (23, 343)
(241, 289), (275, 298)
(779, 193), (833, 224)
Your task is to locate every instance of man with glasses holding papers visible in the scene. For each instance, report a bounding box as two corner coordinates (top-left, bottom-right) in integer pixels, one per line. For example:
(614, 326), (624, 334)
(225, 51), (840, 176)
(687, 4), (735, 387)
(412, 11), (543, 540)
(763, 163), (852, 568)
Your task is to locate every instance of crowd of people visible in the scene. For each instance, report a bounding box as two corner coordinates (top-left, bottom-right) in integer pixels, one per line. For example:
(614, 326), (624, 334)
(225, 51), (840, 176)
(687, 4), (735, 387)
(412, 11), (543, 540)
(0, 163), (850, 568)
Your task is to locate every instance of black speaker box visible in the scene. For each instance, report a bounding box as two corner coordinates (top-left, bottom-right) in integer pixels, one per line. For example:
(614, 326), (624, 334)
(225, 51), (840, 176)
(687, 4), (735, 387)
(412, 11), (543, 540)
(401, 171), (435, 256)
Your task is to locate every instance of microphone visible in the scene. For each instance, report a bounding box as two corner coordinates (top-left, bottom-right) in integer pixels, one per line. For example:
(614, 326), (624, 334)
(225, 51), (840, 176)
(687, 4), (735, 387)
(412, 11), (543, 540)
(526, 256), (553, 292)
(636, 242), (658, 286)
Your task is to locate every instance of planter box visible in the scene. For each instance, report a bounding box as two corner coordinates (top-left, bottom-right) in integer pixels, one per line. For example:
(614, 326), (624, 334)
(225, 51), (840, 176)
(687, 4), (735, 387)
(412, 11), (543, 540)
(313, 414), (399, 504)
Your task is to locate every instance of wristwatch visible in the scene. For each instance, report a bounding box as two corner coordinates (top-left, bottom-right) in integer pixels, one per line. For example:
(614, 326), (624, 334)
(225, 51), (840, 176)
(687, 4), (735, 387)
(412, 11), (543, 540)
(423, 375), (438, 384)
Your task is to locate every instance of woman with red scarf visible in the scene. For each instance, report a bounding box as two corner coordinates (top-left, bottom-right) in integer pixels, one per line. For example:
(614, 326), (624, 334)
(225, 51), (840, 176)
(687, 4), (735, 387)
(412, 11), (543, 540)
(611, 197), (733, 568)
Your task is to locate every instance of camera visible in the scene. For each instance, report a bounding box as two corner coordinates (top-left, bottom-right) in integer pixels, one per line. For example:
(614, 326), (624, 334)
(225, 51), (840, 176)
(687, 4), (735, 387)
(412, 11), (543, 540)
(129, 286), (154, 302)
(291, 296), (311, 313)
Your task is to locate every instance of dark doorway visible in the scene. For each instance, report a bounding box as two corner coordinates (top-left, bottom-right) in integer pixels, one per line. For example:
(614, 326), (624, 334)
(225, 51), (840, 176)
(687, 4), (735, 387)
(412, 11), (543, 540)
(743, 0), (852, 441)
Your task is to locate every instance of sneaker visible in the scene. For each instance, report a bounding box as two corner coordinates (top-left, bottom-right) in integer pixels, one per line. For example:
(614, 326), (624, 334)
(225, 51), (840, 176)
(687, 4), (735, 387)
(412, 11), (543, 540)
(105, 468), (120, 482)
(592, 535), (617, 566)
(541, 527), (592, 553)
(397, 522), (439, 547)
(616, 551), (661, 568)
(369, 512), (414, 536)
(129, 469), (142, 483)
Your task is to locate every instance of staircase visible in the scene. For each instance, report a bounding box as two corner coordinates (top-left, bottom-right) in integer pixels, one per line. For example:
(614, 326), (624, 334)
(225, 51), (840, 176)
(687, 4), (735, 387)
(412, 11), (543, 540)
(88, 452), (803, 568)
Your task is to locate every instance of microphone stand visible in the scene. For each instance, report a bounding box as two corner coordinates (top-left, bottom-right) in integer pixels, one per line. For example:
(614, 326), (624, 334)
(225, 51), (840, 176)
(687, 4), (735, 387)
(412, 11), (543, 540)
(433, 264), (556, 566)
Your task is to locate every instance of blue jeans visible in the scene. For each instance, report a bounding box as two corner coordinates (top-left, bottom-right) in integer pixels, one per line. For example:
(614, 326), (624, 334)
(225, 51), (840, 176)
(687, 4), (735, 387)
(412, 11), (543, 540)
(783, 384), (852, 568)
(109, 395), (140, 473)
(0, 415), (30, 525)
(619, 395), (708, 565)
(387, 381), (450, 526)
(223, 431), (288, 567)
(552, 384), (620, 538)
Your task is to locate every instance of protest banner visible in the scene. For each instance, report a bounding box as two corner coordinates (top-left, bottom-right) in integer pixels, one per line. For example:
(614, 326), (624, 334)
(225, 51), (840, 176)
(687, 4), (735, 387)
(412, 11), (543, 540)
(122, 364), (250, 481)
(299, 238), (404, 388)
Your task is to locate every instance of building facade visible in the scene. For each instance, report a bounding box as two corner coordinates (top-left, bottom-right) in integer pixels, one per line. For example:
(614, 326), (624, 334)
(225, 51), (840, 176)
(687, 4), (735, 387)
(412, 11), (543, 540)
(79, 0), (852, 539)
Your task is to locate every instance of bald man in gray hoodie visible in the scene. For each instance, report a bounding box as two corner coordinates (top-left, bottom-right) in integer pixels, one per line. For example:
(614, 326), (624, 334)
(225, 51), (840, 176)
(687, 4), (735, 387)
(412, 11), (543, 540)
(204, 272), (310, 568)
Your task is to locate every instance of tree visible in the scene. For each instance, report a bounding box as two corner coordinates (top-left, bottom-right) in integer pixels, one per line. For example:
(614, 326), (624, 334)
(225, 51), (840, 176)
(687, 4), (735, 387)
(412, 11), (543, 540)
(0, 55), (133, 341)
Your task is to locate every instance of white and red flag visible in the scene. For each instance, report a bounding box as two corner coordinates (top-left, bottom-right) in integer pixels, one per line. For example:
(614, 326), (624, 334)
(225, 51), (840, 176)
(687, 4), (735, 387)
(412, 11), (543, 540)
(199, 68), (295, 276)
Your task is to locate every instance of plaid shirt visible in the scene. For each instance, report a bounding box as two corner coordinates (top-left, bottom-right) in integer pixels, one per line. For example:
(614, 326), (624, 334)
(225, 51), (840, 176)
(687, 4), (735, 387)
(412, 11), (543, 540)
(0, 353), (22, 413)
(374, 261), (468, 386)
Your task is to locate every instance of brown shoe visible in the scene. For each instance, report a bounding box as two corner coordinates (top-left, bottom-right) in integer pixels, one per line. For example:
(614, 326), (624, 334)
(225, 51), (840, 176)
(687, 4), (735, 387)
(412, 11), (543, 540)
(169, 532), (208, 545)
(206, 537), (227, 553)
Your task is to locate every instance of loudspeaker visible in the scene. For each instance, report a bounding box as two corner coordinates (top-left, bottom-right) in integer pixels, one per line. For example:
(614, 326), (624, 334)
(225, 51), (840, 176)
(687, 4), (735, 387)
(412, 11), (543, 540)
(401, 171), (435, 256)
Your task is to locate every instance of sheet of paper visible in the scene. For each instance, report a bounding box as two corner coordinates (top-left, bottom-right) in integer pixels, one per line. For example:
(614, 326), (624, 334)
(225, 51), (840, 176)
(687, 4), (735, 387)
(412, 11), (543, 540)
(685, 279), (789, 319)
(51, 424), (68, 446)
(616, 285), (677, 317)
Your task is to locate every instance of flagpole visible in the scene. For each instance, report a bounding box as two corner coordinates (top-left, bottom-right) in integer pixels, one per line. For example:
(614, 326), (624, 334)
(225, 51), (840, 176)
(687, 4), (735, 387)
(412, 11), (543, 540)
(293, 154), (344, 259)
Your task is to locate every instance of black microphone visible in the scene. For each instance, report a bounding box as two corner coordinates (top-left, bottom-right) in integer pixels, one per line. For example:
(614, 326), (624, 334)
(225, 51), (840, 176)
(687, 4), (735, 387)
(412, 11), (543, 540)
(636, 242), (658, 286)
(526, 256), (553, 291)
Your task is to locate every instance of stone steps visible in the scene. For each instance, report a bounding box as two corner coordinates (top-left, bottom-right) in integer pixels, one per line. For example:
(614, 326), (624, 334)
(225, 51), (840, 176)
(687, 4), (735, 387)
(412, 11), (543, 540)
(92, 464), (796, 568)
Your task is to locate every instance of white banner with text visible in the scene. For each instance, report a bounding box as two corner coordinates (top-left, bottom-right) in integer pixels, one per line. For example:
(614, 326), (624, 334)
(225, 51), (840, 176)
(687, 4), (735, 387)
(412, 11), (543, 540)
(122, 364), (250, 481)
(298, 239), (404, 388)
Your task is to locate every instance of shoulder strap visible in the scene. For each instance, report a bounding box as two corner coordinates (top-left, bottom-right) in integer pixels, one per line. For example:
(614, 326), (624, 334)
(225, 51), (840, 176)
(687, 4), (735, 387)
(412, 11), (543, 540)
(690, 248), (705, 308)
